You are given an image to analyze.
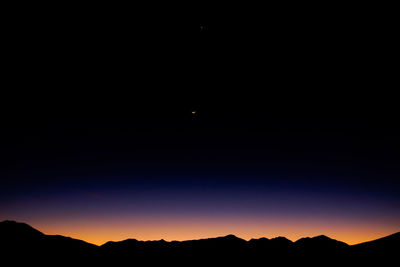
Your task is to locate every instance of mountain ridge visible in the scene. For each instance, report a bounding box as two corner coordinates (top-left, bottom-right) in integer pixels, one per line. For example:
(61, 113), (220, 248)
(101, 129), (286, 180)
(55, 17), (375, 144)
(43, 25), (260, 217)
(1, 220), (398, 266)
(1, 220), (398, 248)
(0, 220), (97, 249)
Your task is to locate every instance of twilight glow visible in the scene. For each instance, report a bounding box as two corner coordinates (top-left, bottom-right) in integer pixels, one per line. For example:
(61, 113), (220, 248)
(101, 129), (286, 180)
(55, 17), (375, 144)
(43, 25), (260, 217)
(1, 5), (399, 252)
(1, 102), (400, 247)
(2, 178), (399, 245)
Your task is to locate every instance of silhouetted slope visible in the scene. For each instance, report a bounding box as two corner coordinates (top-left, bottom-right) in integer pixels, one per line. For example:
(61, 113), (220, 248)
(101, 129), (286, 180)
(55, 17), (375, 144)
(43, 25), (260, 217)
(1, 220), (97, 265)
(102, 238), (170, 251)
(101, 234), (247, 255)
(0, 220), (44, 241)
(103, 234), (351, 251)
(44, 234), (98, 250)
(1, 220), (399, 265)
(0, 220), (96, 249)
(270, 236), (294, 248)
(295, 235), (349, 249)
(352, 231), (400, 262)
(248, 236), (293, 250)
(349, 232), (400, 265)
(352, 232), (400, 249)
(175, 234), (247, 249)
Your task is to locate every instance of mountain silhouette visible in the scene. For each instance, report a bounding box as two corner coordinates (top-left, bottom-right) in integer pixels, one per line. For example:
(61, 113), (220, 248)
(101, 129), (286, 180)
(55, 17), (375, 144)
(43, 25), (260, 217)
(294, 234), (349, 249)
(0, 220), (43, 240)
(353, 232), (400, 250)
(0, 220), (96, 250)
(1, 220), (398, 266)
(0, 220), (97, 265)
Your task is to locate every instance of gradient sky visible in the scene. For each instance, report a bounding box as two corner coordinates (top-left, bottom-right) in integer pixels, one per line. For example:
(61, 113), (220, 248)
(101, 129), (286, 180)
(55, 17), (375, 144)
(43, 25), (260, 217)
(1, 9), (399, 246)
(1, 103), (399, 245)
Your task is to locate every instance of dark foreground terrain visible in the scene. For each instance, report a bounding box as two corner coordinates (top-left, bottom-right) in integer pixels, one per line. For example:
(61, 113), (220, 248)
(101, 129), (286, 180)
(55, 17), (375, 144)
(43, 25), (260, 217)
(0, 220), (398, 266)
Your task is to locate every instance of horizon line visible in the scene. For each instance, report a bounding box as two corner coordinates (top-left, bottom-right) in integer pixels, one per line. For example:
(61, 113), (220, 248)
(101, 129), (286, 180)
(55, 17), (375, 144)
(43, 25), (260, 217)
(2, 220), (398, 247)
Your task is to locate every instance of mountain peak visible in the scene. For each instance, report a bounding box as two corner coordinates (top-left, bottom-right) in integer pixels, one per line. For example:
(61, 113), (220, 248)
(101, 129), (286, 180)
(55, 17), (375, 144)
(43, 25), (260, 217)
(0, 220), (44, 239)
(1, 220), (398, 253)
(1, 220), (29, 227)
(223, 234), (240, 239)
(1, 220), (398, 265)
(271, 236), (293, 245)
(314, 235), (330, 239)
(295, 235), (348, 248)
(249, 237), (270, 242)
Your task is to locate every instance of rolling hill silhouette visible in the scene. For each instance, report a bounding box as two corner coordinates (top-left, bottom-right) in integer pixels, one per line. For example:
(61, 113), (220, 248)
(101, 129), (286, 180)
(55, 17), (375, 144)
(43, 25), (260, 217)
(353, 231), (400, 250)
(0, 220), (97, 250)
(294, 235), (349, 249)
(1, 220), (398, 266)
(0, 220), (97, 265)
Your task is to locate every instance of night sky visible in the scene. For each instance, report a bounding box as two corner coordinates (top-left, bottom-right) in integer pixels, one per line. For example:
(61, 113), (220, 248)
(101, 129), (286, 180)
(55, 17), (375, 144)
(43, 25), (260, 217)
(1, 4), (399, 245)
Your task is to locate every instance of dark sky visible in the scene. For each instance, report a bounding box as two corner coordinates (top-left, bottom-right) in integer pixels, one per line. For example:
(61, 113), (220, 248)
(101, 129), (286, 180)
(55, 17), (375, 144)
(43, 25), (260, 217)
(1, 3), (399, 244)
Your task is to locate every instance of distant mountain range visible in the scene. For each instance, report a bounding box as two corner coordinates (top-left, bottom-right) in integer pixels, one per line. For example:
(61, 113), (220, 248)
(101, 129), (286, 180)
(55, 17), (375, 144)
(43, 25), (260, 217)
(1, 220), (398, 266)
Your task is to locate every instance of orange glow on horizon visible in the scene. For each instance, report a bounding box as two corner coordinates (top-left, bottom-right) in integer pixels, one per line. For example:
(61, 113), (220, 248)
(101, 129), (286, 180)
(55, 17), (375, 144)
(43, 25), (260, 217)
(9, 215), (399, 246)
